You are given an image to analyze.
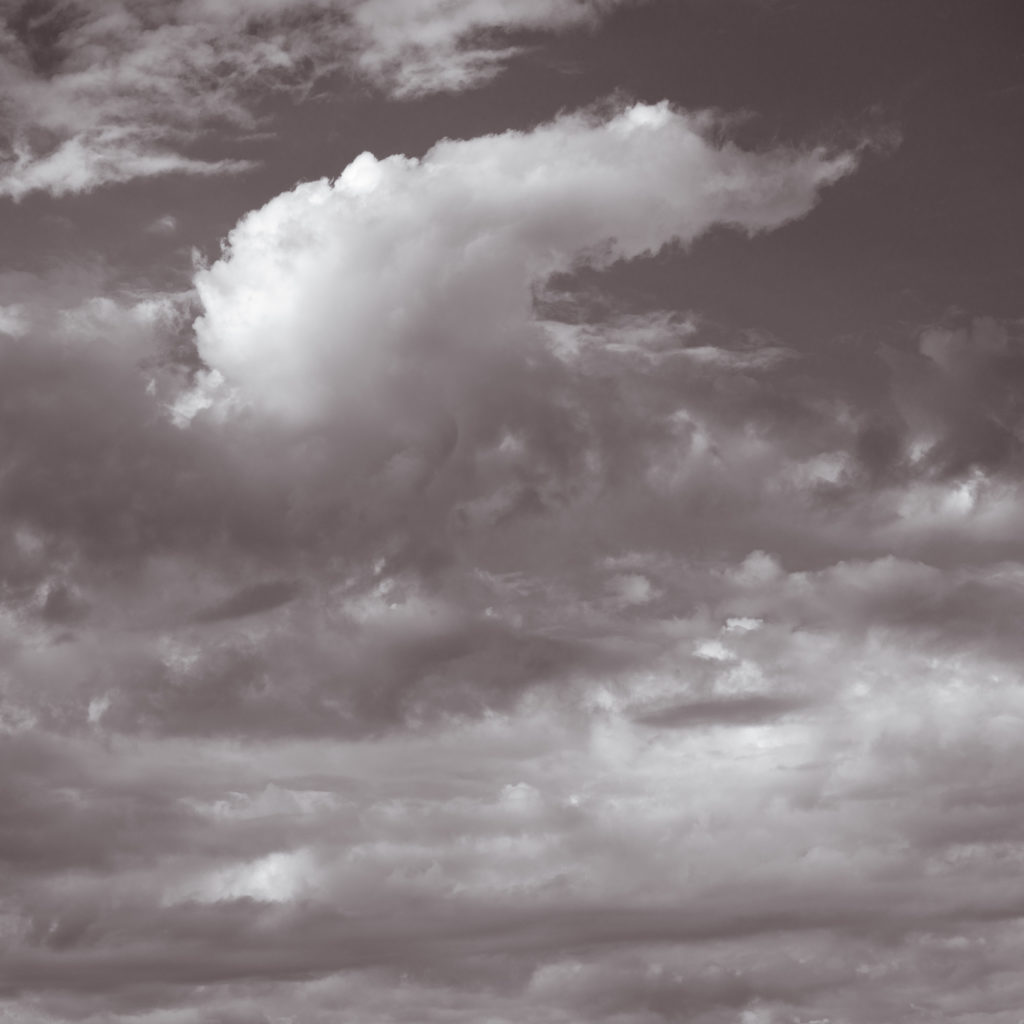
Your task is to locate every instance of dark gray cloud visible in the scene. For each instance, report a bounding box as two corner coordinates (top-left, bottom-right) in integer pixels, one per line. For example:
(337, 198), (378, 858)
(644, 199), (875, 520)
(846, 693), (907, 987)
(633, 694), (812, 729)
(190, 580), (302, 624)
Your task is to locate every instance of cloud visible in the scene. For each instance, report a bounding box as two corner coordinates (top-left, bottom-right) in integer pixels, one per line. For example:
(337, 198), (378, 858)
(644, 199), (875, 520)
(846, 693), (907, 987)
(633, 693), (812, 729)
(350, 0), (637, 97)
(894, 315), (1024, 480)
(0, 0), (639, 198)
(146, 213), (180, 236)
(193, 101), (853, 425)
(189, 580), (302, 623)
(7, 90), (1024, 1022)
(7, 676), (1024, 1022)
(0, 136), (255, 201)
(0, 302), (29, 336)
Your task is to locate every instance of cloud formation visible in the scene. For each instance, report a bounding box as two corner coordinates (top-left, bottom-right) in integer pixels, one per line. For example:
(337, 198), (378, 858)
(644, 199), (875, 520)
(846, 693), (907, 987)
(350, 0), (634, 96)
(194, 101), (853, 423)
(0, 0), (637, 197)
(4, 87), (1024, 1023)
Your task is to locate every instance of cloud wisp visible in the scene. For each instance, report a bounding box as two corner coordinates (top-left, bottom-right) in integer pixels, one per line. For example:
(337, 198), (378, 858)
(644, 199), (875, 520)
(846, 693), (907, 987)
(0, 0), (638, 198)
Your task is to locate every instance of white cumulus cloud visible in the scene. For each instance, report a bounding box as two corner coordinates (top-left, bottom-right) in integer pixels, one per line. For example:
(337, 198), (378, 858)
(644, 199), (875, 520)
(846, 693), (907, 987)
(193, 101), (855, 428)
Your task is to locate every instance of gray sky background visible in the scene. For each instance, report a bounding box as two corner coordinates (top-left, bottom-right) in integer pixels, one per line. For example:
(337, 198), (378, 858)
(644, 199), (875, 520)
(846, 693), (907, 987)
(2, 2), (1024, 1022)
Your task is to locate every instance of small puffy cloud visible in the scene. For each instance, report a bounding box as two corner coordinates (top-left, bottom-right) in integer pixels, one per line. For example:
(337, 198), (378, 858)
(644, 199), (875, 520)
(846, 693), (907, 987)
(146, 214), (179, 236)
(0, 303), (29, 336)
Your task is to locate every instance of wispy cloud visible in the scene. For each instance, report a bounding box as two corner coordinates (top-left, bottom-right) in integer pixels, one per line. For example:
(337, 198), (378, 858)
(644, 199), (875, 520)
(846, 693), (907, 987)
(0, 0), (639, 198)
(350, 0), (637, 96)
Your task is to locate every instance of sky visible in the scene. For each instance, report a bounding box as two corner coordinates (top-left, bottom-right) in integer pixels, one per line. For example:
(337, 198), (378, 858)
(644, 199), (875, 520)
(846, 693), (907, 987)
(1, 1), (1024, 1022)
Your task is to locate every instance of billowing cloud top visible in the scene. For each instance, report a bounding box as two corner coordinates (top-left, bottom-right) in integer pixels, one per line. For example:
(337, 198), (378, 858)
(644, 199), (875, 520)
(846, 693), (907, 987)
(4, 12), (1024, 1021)
(194, 103), (853, 423)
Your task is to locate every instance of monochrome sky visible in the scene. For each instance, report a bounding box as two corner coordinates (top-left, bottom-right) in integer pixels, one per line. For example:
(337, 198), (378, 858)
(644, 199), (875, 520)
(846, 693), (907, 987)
(2, 2), (1024, 1022)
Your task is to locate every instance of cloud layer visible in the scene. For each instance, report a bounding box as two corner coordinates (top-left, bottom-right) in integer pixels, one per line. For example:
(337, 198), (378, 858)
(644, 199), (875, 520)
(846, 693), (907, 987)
(4, 96), (1024, 1024)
